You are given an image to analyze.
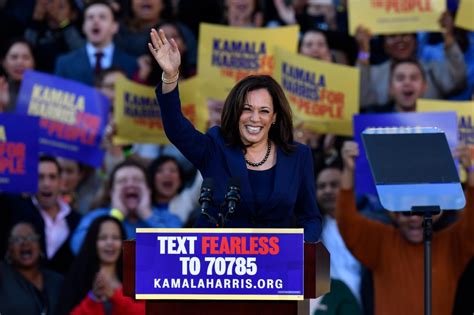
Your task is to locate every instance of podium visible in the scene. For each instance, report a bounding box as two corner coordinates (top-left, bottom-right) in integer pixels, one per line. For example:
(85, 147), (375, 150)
(123, 240), (330, 315)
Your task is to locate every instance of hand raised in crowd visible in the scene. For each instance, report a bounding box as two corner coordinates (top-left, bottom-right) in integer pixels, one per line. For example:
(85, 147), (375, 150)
(355, 25), (371, 53)
(438, 11), (454, 36)
(273, 0), (296, 25)
(341, 141), (359, 190)
(341, 141), (359, 171)
(0, 76), (10, 112)
(454, 143), (473, 172)
(32, 0), (49, 21)
(111, 182), (127, 216)
(135, 182), (152, 220)
(148, 28), (181, 78)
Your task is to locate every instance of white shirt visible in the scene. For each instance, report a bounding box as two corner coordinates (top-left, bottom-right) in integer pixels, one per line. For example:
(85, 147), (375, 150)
(321, 215), (362, 305)
(33, 197), (72, 259)
(85, 42), (114, 69)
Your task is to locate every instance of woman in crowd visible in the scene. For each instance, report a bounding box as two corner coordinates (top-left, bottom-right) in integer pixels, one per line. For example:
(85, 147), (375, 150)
(56, 216), (144, 315)
(58, 157), (103, 214)
(0, 38), (35, 112)
(0, 222), (63, 315)
(148, 28), (322, 241)
(147, 155), (202, 225)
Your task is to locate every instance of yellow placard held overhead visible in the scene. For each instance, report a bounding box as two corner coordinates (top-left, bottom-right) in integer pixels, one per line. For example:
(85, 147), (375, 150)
(417, 99), (474, 181)
(113, 76), (207, 145)
(455, 0), (474, 31)
(274, 48), (359, 136)
(197, 23), (299, 99)
(348, 0), (445, 35)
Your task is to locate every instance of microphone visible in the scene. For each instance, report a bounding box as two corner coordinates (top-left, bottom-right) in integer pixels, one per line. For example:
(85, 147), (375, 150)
(199, 178), (214, 213)
(225, 177), (241, 214)
(199, 178), (217, 226)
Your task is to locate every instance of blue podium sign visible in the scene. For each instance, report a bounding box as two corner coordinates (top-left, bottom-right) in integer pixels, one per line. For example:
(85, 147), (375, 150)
(135, 228), (304, 300)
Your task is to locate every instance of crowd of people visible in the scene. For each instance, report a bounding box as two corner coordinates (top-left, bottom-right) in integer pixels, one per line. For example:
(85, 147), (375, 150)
(0, 0), (473, 314)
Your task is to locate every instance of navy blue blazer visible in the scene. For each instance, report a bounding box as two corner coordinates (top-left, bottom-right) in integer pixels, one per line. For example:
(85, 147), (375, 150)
(54, 46), (137, 86)
(156, 85), (322, 242)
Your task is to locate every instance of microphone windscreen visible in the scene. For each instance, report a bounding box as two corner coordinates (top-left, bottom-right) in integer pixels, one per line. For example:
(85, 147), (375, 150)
(227, 177), (241, 189)
(202, 177), (214, 190)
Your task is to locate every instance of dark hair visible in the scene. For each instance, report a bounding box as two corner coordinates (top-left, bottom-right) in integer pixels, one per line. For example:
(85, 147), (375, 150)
(93, 66), (126, 87)
(39, 155), (62, 175)
(390, 58), (426, 82)
(220, 75), (295, 154)
(123, 0), (173, 31)
(84, 0), (119, 21)
(94, 159), (148, 208)
(147, 155), (185, 203)
(55, 216), (125, 315)
(0, 38), (36, 76)
(299, 28), (328, 51)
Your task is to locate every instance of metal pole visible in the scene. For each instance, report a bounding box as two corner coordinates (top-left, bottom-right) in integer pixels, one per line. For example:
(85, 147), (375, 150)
(423, 212), (433, 315)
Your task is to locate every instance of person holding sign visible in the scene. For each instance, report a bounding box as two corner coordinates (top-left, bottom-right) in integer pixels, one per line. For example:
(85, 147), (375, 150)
(336, 141), (474, 315)
(148, 28), (322, 242)
(356, 11), (467, 109)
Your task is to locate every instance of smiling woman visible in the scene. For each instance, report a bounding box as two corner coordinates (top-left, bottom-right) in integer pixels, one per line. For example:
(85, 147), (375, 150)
(0, 222), (63, 315)
(149, 28), (322, 241)
(55, 216), (145, 315)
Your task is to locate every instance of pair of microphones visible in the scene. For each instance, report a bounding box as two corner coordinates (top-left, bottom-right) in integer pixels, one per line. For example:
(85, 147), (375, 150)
(199, 177), (241, 227)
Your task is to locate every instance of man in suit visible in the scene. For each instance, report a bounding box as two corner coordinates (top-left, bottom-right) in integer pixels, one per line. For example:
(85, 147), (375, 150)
(55, 0), (137, 85)
(6, 156), (81, 275)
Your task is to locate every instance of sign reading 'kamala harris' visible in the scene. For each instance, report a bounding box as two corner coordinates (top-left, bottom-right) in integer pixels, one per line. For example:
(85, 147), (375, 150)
(15, 70), (110, 167)
(135, 229), (304, 300)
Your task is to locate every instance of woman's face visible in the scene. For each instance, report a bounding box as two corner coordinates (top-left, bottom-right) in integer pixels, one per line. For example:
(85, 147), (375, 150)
(154, 160), (181, 202)
(8, 223), (41, 269)
(238, 88), (276, 147)
(97, 221), (122, 265)
(161, 24), (186, 54)
(300, 31), (331, 62)
(132, 0), (163, 22)
(58, 158), (83, 194)
(2, 42), (35, 81)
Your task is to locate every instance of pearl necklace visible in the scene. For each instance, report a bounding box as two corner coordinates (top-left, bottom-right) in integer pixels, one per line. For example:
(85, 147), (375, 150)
(245, 141), (271, 167)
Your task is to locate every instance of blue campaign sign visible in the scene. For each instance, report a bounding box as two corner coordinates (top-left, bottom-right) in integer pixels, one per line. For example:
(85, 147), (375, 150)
(135, 228), (304, 300)
(0, 113), (39, 193)
(353, 111), (458, 195)
(15, 70), (110, 167)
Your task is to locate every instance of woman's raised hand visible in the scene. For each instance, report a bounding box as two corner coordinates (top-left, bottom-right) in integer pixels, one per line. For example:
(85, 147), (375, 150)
(148, 28), (181, 78)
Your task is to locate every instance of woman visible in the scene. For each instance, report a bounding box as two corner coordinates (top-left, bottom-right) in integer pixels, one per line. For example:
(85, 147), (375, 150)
(0, 38), (35, 112)
(299, 28), (333, 62)
(0, 222), (63, 315)
(70, 159), (182, 254)
(58, 157), (103, 214)
(24, 0), (84, 72)
(148, 29), (322, 241)
(147, 155), (202, 224)
(56, 216), (145, 315)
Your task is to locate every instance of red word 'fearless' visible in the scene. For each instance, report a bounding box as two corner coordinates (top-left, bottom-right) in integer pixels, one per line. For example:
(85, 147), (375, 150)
(201, 236), (280, 255)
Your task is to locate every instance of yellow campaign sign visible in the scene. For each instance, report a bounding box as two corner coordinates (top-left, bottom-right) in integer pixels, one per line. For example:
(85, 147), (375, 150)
(455, 0), (474, 31)
(418, 99), (474, 181)
(274, 48), (359, 136)
(198, 23), (299, 99)
(348, 0), (445, 35)
(113, 76), (207, 145)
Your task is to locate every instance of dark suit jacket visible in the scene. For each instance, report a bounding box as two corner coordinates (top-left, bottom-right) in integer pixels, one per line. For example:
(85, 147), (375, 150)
(156, 85), (322, 242)
(5, 195), (81, 275)
(54, 45), (137, 86)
